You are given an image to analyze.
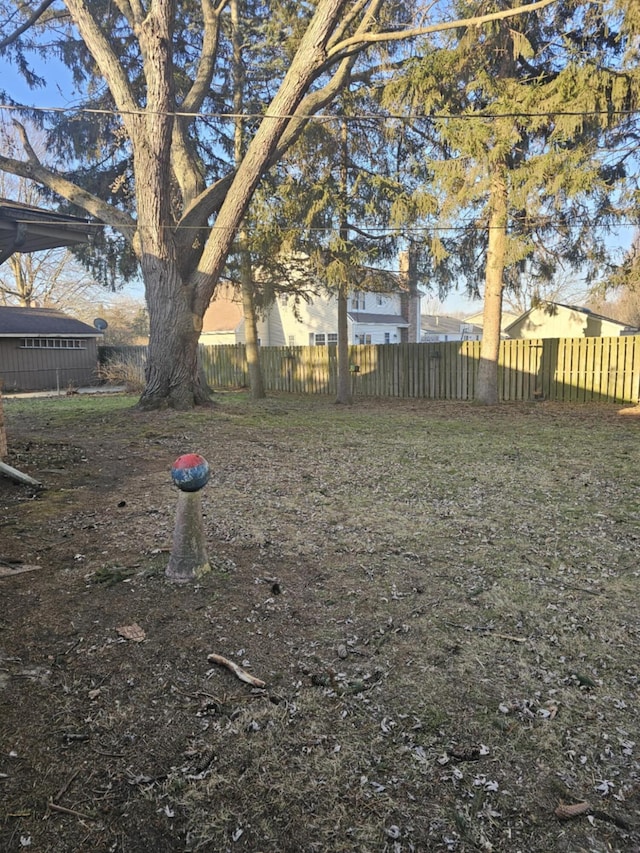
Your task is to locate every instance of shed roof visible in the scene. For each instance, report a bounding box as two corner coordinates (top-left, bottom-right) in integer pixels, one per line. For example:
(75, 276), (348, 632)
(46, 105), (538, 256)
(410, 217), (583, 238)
(0, 198), (90, 265)
(0, 306), (102, 337)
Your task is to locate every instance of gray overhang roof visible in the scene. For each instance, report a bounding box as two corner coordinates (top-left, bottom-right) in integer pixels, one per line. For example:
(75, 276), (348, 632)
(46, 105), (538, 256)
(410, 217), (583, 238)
(0, 198), (90, 265)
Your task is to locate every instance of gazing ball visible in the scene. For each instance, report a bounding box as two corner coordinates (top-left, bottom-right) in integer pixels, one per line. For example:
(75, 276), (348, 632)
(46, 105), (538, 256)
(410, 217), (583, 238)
(171, 453), (210, 492)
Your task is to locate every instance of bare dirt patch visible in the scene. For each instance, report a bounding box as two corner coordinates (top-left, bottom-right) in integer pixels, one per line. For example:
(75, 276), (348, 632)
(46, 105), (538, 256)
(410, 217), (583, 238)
(1, 393), (639, 852)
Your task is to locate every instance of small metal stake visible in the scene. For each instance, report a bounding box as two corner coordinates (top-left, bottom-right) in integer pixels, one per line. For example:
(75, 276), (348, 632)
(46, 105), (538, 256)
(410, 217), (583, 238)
(166, 453), (211, 583)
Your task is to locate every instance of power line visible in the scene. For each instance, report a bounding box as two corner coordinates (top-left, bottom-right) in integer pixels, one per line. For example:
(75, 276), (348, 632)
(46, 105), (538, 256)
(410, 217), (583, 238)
(0, 102), (638, 122)
(8, 217), (639, 233)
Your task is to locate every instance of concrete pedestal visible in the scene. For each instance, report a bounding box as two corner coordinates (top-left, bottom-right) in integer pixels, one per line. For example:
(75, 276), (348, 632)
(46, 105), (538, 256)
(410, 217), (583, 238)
(166, 488), (211, 583)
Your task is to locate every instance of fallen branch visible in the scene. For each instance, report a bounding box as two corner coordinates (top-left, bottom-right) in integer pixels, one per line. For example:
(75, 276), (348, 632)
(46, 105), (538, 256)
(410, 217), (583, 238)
(207, 653), (266, 688)
(0, 460), (42, 487)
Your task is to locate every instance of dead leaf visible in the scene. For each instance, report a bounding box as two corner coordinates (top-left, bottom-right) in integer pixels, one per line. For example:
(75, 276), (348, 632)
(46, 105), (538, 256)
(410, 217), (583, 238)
(116, 623), (146, 642)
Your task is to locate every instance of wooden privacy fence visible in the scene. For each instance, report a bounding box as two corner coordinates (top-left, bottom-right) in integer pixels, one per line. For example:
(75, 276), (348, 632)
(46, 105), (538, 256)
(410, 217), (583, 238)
(99, 335), (640, 404)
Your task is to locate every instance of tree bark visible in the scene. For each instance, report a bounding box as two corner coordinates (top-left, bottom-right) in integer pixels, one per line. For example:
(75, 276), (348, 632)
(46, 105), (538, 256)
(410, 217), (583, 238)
(232, 0), (264, 401)
(138, 254), (209, 409)
(335, 284), (353, 404)
(240, 237), (266, 400)
(335, 116), (352, 405)
(475, 162), (508, 405)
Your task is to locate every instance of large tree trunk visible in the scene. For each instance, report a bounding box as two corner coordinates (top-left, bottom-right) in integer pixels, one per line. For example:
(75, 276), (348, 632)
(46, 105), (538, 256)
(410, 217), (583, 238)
(138, 257), (209, 410)
(475, 163), (508, 405)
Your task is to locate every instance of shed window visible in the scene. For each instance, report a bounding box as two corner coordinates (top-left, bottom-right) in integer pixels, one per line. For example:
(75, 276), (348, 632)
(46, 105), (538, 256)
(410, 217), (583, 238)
(21, 338), (86, 349)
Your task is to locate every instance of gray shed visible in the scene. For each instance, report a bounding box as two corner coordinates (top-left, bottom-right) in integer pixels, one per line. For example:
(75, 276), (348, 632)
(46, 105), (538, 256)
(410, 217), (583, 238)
(0, 306), (103, 392)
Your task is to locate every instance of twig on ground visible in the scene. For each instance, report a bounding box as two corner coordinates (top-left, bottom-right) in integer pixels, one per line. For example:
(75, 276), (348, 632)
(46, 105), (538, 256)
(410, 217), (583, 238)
(47, 801), (94, 821)
(207, 653), (266, 688)
(54, 769), (80, 802)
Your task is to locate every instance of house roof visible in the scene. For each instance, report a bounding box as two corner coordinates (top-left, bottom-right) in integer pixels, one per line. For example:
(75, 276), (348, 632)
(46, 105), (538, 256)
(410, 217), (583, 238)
(421, 314), (482, 336)
(465, 310), (519, 330)
(0, 198), (91, 265)
(201, 284), (244, 333)
(348, 312), (409, 326)
(504, 301), (640, 334)
(0, 306), (102, 337)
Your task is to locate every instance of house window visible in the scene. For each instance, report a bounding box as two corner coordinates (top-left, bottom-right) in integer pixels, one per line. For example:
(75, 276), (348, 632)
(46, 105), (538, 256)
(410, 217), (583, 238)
(314, 333), (326, 346)
(327, 334), (338, 346)
(384, 332), (390, 344)
(288, 335), (295, 346)
(351, 292), (365, 310)
(356, 334), (372, 345)
(20, 338), (86, 349)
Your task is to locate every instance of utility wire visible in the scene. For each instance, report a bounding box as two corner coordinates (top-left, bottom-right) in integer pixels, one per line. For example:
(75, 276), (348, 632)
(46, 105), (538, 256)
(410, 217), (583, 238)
(6, 217), (638, 232)
(0, 102), (638, 122)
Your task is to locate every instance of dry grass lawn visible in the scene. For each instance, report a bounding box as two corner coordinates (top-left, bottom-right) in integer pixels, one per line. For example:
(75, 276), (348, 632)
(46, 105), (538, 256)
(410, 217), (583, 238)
(0, 392), (639, 853)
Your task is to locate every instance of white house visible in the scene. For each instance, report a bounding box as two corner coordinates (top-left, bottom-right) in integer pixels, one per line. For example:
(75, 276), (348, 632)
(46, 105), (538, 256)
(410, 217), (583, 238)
(464, 309), (519, 331)
(202, 283), (422, 346)
(421, 314), (483, 342)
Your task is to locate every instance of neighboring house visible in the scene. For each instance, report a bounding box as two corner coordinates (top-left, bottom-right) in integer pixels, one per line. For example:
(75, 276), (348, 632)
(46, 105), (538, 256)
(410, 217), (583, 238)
(200, 284), (244, 345)
(0, 306), (103, 391)
(464, 309), (519, 331)
(421, 314), (483, 342)
(504, 301), (640, 339)
(202, 284), (422, 346)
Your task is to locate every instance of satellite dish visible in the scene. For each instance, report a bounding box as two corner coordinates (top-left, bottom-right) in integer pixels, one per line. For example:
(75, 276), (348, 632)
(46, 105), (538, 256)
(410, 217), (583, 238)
(93, 318), (108, 331)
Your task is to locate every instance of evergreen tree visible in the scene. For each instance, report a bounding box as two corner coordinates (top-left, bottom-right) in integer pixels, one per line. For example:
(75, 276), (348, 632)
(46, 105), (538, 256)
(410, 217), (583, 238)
(383, 0), (640, 403)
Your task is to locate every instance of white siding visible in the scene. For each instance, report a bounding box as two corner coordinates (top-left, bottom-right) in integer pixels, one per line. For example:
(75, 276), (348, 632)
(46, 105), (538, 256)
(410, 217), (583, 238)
(266, 292), (339, 346)
(256, 289), (416, 345)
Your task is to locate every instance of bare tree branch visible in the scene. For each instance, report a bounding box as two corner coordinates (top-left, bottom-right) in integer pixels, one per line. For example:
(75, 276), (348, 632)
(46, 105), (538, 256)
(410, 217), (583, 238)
(327, 0), (559, 60)
(63, 0), (142, 136)
(0, 0), (56, 49)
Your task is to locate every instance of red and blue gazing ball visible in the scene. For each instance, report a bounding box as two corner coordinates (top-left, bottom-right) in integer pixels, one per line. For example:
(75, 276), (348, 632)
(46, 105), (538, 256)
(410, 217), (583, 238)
(171, 453), (210, 492)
